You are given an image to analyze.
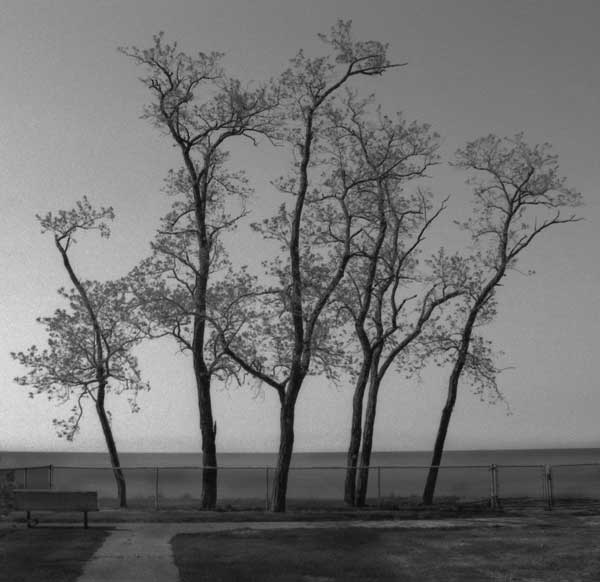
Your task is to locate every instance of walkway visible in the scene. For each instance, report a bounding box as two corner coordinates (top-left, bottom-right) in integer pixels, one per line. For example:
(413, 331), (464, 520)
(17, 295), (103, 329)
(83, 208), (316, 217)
(76, 524), (179, 582)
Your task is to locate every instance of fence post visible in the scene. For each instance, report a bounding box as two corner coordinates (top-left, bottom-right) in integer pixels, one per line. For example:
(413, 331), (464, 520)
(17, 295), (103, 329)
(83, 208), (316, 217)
(49, 465), (54, 489)
(541, 465), (548, 507)
(377, 467), (381, 507)
(265, 467), (270, 510)
(545, 464), (553, 510)
(154, 467), (159, 511)
(489, 464), (497, 508)
(24, 468), (28, 489)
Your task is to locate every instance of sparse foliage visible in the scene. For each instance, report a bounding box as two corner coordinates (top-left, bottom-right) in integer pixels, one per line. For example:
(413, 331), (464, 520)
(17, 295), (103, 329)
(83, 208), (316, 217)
(422, 134), (582, 504)
(12, 199), (147, 507)
(121, 32), (280, 508)
(13, 281), (148, 440)
(324, 98), (472, 505)
(221, 21), (406, 512)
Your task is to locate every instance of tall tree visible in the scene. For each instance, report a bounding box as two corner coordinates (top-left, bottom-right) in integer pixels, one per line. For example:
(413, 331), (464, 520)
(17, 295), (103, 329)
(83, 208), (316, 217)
(323, 98), (468, 506)
(422, 134), (582, 504)
(347, 243), (469, 506)
(120, 34), (279, 508)
(221, 21), (404, 512)
(12, 198), (148, 508)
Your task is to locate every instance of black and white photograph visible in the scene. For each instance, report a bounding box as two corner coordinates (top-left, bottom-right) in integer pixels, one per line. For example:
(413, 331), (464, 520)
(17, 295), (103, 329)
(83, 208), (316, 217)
(1, 1), (599, 580)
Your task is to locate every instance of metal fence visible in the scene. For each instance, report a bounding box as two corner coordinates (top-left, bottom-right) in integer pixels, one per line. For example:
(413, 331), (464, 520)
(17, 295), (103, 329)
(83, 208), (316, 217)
(2, 462), (599, 510)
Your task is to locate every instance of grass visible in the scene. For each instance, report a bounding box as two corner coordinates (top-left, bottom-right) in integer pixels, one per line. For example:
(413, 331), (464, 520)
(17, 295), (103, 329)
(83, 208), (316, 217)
(7, 502), (507, 526)
(0, 526), (110, 582)
(172, 520), (600, 581)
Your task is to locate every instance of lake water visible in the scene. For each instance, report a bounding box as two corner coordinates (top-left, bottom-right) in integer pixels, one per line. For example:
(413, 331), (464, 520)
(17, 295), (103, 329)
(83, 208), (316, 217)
(2, 449), (599, 507)
(3, 448), (600, 469)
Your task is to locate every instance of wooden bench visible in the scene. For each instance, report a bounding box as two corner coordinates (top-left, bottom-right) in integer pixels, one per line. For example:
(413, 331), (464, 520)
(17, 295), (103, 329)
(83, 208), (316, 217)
(15, 489), (98, 528)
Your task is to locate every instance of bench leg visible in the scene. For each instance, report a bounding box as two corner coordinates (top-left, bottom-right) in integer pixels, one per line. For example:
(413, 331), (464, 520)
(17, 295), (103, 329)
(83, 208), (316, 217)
(84, 511), (88, 529)
(25, 511), (38, 528)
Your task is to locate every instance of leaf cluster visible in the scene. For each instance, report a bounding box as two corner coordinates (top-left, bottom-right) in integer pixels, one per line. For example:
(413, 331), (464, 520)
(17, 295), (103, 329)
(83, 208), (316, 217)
(12, 280), (149, 440)
(37, 196), (114, 250)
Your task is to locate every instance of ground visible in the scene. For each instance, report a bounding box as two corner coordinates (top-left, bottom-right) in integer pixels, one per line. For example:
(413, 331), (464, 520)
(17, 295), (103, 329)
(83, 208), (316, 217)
(0, 526), (110, 582)
(1, 511), (600, 581)
(172, 516), (600, 582)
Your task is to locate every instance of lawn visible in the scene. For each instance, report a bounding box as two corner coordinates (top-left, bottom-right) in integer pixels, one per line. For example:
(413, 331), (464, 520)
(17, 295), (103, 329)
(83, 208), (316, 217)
(172, 521), (600, 581)
(0, 526), (110, 582)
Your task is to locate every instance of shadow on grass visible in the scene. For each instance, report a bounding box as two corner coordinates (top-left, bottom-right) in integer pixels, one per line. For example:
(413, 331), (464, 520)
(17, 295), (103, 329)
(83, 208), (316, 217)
(0, 526), (111, 582)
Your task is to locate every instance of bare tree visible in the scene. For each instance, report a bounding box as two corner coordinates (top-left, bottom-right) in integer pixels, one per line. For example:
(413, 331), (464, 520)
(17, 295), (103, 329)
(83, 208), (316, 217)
(221, 21), (405, 512)
(120, 34), (279, 508)
(12, 198), (148, 508)
(422, 134), (583, 504)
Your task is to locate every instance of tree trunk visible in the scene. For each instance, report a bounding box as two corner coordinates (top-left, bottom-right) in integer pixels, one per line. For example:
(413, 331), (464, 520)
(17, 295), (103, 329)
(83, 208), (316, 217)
(194, 357), (218, 509)
(355, 358), (382, 507)
(271, 398), (296, 512)
(95, 384), (127, 508)
(344, 358), (371, 505)
(56, 239), (127, 508)
(422, 372), (460, 505)
(422, 295), (484, 506)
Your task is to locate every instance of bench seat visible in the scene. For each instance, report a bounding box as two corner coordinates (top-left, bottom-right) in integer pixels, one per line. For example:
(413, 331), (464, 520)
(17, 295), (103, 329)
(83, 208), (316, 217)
(15, 489), (98, 528)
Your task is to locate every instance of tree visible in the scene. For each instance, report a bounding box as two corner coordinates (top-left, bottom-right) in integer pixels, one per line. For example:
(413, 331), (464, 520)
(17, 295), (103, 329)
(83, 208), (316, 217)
(320, 97), (468, 506)
(221, 21), (404, 512)
(347, 242), (469, 506)
(120, 34), (279, 508)
(12, 198), (148, 508)
(422, 134), (582, 505)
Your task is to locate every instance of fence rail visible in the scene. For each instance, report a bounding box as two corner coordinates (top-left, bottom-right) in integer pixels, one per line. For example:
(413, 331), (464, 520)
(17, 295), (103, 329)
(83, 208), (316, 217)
(2, 462), (599, 510)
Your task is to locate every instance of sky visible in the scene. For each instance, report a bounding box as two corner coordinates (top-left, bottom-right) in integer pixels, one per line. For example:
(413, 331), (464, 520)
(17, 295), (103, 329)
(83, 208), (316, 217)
(1, 0), (599, 455)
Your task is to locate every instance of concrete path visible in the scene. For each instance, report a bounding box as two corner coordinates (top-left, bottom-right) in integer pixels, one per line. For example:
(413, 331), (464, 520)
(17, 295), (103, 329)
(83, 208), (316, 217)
(76, 524), (180, 582)
(75, 516), (562, 582)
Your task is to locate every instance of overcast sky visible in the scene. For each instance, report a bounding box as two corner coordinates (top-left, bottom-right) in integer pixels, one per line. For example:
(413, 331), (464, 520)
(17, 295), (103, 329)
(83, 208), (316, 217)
(1, 0), (599, 454)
